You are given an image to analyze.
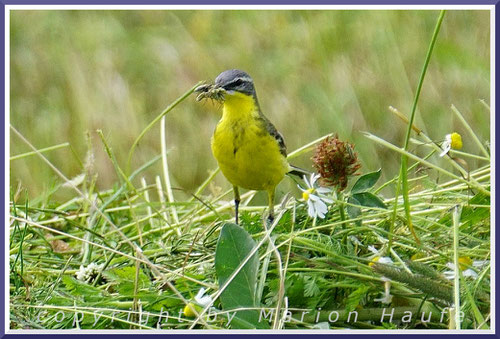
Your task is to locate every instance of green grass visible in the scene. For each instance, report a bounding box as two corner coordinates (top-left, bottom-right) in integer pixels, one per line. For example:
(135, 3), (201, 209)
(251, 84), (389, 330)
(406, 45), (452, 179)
(9, 134), (491, 329)
(9, 9), (491, 330)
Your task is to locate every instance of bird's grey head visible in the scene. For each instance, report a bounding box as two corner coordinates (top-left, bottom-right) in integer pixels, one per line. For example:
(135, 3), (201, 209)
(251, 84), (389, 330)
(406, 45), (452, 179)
(214, 69), (256, 97)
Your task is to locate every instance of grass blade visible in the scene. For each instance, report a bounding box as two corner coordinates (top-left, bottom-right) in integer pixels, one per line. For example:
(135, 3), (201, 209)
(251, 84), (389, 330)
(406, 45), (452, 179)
(126, 82), (202, 174)
(399, 10), (446, 245)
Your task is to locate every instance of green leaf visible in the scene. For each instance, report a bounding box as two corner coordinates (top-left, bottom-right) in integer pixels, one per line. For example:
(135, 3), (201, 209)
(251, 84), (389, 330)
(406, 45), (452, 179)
(351, 169), (382, 194)
(62, 275), (105, 301)
(215, 223), (268, 329)
(102, 266), (150, 295)
(437, 191), (490, 230)
(352, 192), (387, 209)
(103, 266), (150, 288)
(345, 285), (370, 313)
(347, 196), (362, 226)
(303, 276), (320, 297)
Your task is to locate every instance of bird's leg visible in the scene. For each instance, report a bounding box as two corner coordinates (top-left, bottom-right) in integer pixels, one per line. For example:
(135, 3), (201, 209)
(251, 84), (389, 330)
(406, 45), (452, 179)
(233, 186), (241, 225)
(266, 189), (275, 226)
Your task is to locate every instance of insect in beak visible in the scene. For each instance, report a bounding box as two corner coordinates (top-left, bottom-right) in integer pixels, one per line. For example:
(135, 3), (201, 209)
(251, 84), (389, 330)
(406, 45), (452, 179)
(194, 83), (225, 102)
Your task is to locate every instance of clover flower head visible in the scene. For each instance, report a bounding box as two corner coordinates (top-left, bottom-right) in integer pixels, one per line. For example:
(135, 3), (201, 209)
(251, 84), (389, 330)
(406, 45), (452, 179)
(75, 262), (104, 282)
(312, 135), (361, 191)
(440, 132), (463, 157)
(298, 173), (332, 219)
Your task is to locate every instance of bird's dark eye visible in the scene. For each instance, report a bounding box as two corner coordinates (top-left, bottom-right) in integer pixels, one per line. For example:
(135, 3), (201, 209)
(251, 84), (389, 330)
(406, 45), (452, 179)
(232, 79), (243, 87)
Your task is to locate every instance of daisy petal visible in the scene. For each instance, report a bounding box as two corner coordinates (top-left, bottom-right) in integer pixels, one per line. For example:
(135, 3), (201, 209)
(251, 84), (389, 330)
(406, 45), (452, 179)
(315, 200), (328, 215)
(473, 260), (489, 267)
(322, 197), (334, 204)
(443, 271), (455, 280)
(462, 269), (478, 279)
(311, 173), (320, 186)
(440, 142), (451, 157)
(197, 295), (213, 307)
(307, 201), (316, 217)
(195, 288), (206, 299)
(378, 257), (393, 264)
(304, 175), (313, 189)
(309, 194), (319, 202)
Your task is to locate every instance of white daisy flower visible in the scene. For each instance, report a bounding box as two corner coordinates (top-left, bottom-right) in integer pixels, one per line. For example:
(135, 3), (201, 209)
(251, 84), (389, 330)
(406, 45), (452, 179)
(443, 258), (489, 280)
(194, 287), (213, 307)
(439, 132), (463, 157)
(368, 246), (394, 268)
(298, 173), (333, 219)
(183, 287), (214, 317)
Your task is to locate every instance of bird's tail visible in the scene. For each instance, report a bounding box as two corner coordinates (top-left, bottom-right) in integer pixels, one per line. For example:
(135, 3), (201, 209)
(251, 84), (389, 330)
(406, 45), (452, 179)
(287, 164), (312, 179)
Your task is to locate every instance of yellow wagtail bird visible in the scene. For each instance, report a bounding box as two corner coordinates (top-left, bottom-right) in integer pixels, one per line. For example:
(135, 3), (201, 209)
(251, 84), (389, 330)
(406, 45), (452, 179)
(195, 69), (306, 225)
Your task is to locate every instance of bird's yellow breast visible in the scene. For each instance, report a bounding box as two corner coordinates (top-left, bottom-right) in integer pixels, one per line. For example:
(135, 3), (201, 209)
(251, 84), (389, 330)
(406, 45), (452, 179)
(211, 92), (289, 191)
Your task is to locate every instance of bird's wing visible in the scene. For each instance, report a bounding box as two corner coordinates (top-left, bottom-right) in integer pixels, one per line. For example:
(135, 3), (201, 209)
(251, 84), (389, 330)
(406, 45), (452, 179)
(257, 114), (287, 157)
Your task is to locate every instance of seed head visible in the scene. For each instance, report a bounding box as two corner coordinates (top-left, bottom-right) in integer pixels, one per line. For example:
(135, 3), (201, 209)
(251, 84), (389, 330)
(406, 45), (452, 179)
(312, 135), (361, 191)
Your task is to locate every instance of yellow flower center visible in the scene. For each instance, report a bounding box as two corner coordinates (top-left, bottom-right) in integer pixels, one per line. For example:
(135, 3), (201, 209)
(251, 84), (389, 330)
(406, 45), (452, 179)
(369, 256), (380, 267)
(183, 303), (198, 317)
(450, 132), (463, 150)
(458, 256), (473, 270)
(302, 188), (315, 201)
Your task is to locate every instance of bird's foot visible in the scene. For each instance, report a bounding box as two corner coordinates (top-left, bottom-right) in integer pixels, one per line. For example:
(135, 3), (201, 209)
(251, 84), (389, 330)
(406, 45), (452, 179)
(265, 214), (274, 228)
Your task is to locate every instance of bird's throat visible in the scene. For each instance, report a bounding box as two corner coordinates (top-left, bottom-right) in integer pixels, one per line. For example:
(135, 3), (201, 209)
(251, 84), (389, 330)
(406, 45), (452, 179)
(222, 92), (259, 121)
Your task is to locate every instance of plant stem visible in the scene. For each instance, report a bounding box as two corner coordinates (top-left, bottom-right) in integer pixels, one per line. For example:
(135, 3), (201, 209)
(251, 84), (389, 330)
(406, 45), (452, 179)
(337, 190), (347, 228)
(126, 81), (203, 174)
(399, 10), (446, 245)
(452, 205), (462, 330)
(10, 142), (70, 161)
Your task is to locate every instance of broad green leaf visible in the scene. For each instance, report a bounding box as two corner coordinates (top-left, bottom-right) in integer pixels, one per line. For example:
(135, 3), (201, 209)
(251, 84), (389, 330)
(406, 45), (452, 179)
(215, 223), (268, 329)
(351, 169), (382, 194)
(352, 192), (387, 209)
(347, 196), (362, 226)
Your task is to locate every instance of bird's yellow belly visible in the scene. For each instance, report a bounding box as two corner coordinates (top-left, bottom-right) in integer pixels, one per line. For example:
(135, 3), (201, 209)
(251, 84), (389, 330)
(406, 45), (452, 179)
(211, 119), (289, 191)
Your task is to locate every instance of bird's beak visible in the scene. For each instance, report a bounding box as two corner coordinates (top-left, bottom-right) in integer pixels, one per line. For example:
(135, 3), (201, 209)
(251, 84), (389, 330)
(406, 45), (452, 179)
(194, 83), (213, 93)
(194, 83), (226, 102)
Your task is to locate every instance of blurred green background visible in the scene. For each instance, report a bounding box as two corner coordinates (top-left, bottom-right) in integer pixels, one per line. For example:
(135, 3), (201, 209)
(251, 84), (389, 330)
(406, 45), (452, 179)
(10, 10), (490, 201)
